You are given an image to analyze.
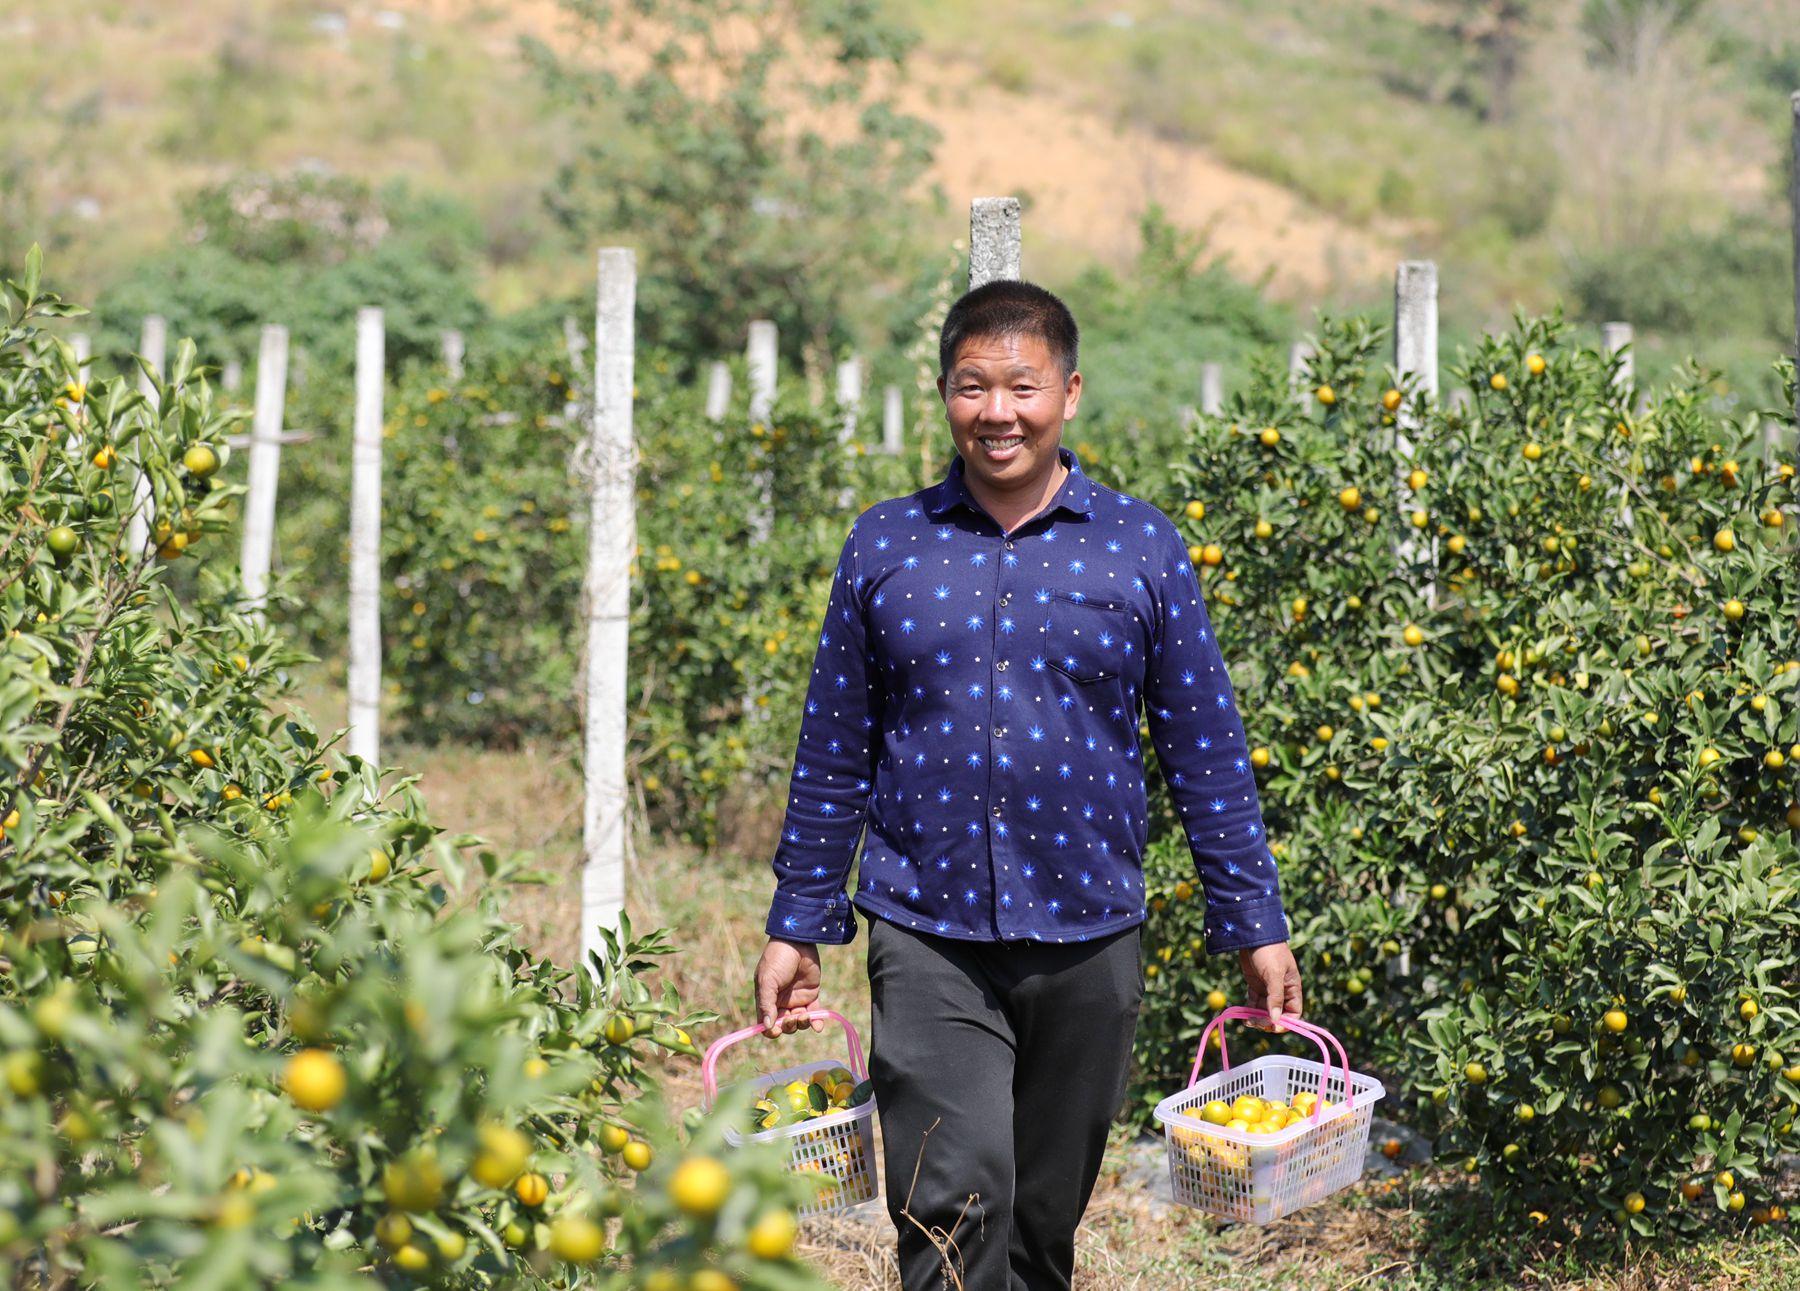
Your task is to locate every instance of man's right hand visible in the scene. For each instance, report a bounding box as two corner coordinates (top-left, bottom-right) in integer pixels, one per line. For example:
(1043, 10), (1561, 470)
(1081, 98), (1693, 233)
(754, 938), (824, 1039)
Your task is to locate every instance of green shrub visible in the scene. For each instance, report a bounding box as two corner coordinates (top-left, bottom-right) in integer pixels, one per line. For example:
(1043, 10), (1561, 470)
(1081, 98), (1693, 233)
(1130, 309), (1800, 1237)
(1, 252), (829, 1287)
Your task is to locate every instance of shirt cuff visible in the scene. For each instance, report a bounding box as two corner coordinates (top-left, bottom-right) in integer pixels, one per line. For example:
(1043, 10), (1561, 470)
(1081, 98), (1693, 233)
(1204, 898), (1290, 955)
(766, 890), (858, 946)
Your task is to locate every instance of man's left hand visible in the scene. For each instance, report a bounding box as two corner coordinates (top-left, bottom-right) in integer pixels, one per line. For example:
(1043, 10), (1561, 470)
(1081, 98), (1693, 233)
(1239, 942), (1302, 1032)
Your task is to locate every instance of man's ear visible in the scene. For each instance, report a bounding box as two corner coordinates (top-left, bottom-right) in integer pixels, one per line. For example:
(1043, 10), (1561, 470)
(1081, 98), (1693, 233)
(1063, 370), (1083, 421)
(935, 373), (947, 403)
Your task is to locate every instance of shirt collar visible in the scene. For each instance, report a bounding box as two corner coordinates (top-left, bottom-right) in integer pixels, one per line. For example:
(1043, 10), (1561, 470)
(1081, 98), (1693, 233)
(924, 443), (1095, 523)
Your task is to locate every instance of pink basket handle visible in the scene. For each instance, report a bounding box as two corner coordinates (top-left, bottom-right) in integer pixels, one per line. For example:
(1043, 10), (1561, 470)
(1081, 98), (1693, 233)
(700, 1008), (867, 1110)
(1188, 1006), (1355, 1122)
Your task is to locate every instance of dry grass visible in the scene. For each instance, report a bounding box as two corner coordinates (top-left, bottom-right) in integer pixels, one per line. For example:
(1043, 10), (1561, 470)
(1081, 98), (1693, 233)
(285, 668), (1800, 1289)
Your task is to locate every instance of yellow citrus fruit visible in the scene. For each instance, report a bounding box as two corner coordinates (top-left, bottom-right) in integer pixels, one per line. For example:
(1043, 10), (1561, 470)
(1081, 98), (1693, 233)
(1522, 442), (1542, 461)
(599, 1123), (631, 1154)
(281, 1050), (346, 1113)
(471, 1123), (532, 1189)
(1402, 623), (1425, 647)
(689, 1271), (737, 1291)
(746, 1208), (798, 1260)
(182, 444), (220, 478)
(548, 1214), (606, 1262)
(1259, 427), (1281, 447)
(1200, 1100), (1233, 1125)
(1740, 999), (1759, 1021)
(1316, 385), (1336, 405)
(1713, 529), (1736, 552)
(1206, 989), (1228, 1011)
(1724, 599), (1745, 620)
(1338, 486), (1361, 511)
(602, 1013), (636, 1045)
(1624, 1191), (1645, 1214)
(514, 1172), (549, 1207)
(1382, 388), (1402, 411)
(1184, 500), (1205, 520)
(392, 1243), (431, 1273)
(374, 1212), (412, 1249)
(1603, 1009), (1628, 1033)
(1464, 1061), (1488, 1085)
(1250, 746), (1270, 768)
(622, 1140), (654, 1172)
(1490, 373), (1507, 391)
(1527, 353), (1546, 375)
(668, 1156), (733, 1218)
(433, 1231), (467, 1262)
(1727, 1191), (1746, 1212)
(383, 1151), (445, 1213)
(1200, 543), (1223, 566)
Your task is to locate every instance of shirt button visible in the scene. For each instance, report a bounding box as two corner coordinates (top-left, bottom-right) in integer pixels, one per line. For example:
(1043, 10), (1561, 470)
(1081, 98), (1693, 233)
(991, 805), (1003, 818)
(995, 726), (1006, 738)
(996, 659), (1009, 671)
(1004, 540), (1015, 550)
(998, 593), (1011, 607)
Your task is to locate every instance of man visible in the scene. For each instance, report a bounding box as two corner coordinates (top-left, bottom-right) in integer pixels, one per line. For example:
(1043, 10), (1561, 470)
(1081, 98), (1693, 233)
(753, 279), (1303, 1290)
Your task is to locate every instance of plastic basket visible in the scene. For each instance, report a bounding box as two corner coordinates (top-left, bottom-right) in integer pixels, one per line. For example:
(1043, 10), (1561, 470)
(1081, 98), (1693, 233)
(701, 1008), (880, 1219)
(1153, 1006), (1385, 1225)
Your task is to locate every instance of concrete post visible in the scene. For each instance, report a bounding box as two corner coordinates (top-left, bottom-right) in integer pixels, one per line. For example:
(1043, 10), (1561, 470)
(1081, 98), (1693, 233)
(1198, 362), (1224, 417)
(221, 359), (243, 393)
(882, 384), (904, 455)
(705, 361), (732, 422)
(835, 354), (863, 443)
(346, 307), (384, 766)
(747, 321), (777, 547)
(1601, 322), (1633, 388)
(1393, 261), (1439, 611)
(440, 329), (465, 380)
(969, 196), (1022, 291)
(581, 248), (637, 974)
(1288, 340), (1314, 401)
(239, 324), (289, 620)
(129, 316), (167, 556)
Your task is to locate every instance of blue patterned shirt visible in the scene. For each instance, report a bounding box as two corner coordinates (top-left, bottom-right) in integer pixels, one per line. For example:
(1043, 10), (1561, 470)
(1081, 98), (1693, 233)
(764, 444), (1289, 953)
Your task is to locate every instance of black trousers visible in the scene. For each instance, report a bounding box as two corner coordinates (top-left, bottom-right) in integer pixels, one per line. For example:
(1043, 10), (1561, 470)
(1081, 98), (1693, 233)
(863, 910), (1144, 1291)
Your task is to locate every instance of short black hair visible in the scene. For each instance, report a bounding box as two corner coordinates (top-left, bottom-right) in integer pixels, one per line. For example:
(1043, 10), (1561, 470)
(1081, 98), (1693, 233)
(938, 279), (1079, 382)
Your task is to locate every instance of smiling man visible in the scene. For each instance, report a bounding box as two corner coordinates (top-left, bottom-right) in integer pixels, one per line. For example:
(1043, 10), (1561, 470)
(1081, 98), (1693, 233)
(753, 279), (1302, 1290)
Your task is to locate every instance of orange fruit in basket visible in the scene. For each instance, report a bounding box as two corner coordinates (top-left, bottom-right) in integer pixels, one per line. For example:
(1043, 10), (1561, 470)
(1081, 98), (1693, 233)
(1226, 1117), (1252, 1133)
(1200, 1100), (1233, 1125)
(1231, 1096), (1266, 1119)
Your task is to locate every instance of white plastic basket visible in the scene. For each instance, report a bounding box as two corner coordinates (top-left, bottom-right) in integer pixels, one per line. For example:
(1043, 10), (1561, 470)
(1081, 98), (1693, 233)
(702, 1008), (880, 1219)
(1153, 1006), (1385, 1225)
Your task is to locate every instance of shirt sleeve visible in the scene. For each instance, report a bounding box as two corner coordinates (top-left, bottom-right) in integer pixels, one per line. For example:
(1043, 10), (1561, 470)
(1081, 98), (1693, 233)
(764, 522), (882, 946)
(1141, 521), (1290, 955)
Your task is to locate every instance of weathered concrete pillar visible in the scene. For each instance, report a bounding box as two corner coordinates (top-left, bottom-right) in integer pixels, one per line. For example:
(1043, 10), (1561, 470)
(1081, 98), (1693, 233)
(1199, 362), (1224, 417)
(441, 328), (465, 380)
(704, 361), (732, 422)
(835, 354), (863, 443)
(1393, 261), (1439, 610)
(969, 196), (1022, 291)
(1601, 322), (1633, 388)
(581, 247), (637, 975)
(746, 320), (778, 548)
(882, 384), (904, 455)
(346, 307), (385, 766)
(239, 324), (289, 620)
(129, 315), (167, 556)
(747, 321), (778, 424)
(221, 359), (243, 393)
(1288, 340), (1314, 401)
(1393, 260), (1439, 447)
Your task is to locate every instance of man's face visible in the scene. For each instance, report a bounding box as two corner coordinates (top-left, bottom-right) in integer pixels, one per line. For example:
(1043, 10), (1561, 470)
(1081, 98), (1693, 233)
(936, 332), (1082, 491)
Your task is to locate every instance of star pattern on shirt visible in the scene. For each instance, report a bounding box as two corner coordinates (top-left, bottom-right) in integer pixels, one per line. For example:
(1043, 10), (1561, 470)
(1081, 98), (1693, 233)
(764, 444), (1288, 952)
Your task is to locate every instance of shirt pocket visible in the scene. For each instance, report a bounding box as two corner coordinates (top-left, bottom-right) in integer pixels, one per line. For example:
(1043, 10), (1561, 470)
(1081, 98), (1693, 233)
(1043, 593), (1129, 683)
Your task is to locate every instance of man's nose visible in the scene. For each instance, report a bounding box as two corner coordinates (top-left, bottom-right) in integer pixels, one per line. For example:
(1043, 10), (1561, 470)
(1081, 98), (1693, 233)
(980, 389), (1017, 424)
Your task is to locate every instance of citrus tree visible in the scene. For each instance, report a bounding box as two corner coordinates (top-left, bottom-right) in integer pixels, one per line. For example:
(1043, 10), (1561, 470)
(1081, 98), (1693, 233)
(2, 252), (830, 1286)
(1128, 309), (1798, 1237)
